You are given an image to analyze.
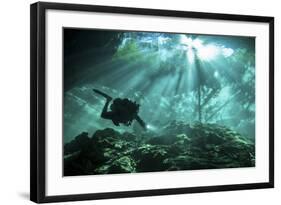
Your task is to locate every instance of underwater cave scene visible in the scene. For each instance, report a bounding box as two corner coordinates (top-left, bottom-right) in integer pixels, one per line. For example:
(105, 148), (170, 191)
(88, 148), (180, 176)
(63, 28), (255, 176)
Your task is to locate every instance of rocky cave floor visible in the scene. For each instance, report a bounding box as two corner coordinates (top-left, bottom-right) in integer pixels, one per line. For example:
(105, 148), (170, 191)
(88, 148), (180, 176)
(64, 121), (255, 176)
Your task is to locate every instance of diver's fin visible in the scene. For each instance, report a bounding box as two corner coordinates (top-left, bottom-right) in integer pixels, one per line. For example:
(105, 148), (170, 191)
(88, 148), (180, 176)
(135, 115), (147, 130)
(93, 89), (112, 100)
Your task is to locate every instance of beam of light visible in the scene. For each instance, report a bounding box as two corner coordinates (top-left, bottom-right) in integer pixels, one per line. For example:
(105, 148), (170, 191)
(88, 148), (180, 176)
(187, 47), (195, 64)
(191, 39), (203, 49)
(214, 70), (219, 78)
(197, 44), (220, 61)
(222, 47), (234, 57)
(158, 48), (173, 62)
(180, 35), (221, 62)
(180, 35), (203, 49)
(146, 124), (157, 131)
(158, 36), (170, 45)
(180, 35), (193, 46)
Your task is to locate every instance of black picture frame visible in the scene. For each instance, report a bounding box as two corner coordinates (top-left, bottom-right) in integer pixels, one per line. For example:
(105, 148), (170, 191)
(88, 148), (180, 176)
(30, 2), (274, 203)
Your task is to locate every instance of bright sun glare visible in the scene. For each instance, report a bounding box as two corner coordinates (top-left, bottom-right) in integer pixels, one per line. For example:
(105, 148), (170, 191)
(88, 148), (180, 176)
(180, 35), (233, 62)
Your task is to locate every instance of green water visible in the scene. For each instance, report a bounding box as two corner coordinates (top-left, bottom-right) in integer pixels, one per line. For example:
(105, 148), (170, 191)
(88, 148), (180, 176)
(63, 29), (255, 175)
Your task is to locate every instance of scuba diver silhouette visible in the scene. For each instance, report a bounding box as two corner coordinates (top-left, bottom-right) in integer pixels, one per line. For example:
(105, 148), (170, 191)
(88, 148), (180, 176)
(93, 89), (147, 129)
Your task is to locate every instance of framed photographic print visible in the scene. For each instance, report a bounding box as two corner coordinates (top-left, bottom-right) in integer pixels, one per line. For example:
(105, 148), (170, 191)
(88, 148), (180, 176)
(30, 2), (274, 203)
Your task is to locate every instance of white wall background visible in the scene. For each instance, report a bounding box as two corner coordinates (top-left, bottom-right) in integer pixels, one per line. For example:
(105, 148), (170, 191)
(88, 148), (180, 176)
(0, 0), (279, 204)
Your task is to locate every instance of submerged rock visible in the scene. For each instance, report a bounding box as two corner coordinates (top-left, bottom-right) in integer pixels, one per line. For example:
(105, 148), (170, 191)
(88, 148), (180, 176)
(64, 122), (255, 176)
(132, 144), (169, 172)
(95, 156), (136, 174)
(64, 132), (90, 155)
